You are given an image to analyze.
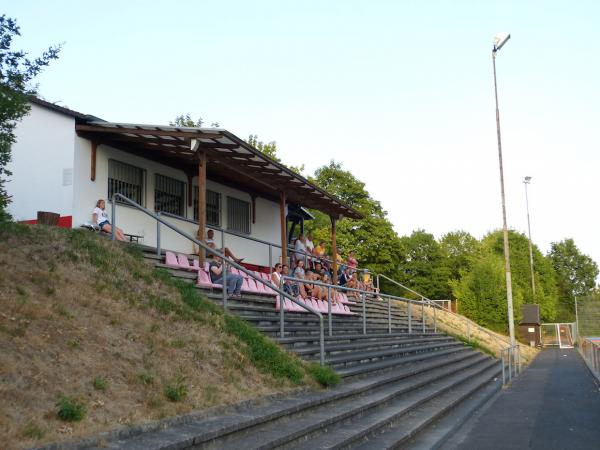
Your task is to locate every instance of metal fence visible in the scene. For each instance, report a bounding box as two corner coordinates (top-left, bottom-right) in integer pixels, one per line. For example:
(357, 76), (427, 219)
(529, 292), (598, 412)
(580, 338), (600, 380)
(576, 294), (600, 340)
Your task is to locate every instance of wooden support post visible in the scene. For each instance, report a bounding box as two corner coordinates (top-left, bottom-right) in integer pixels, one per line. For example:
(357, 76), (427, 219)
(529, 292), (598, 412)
(90, 141), (97, 181)
(331, 216), (338, 285)
(197, 152), (207, 264)
(251, 195), (257, 224)
(280, 192), (287, 266)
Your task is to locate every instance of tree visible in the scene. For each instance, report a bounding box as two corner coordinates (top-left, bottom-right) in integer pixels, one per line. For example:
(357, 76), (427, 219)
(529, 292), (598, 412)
(397, 230), (452, 299)
(170, 113), (219, 128)
(246, 134), (304, 174)
(549, 238), (599, 321)
(0, 15), (60, 218)
(306, 161), (403, 282)
(452, 229), (558, 330)
(440, 230), (480, 282)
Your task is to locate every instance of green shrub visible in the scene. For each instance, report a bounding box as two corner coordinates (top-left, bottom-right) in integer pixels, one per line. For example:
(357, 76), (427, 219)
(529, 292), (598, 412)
(92, 376), (107, 391)
(138, 373), (154, 386)
(22, 422), (44, 439)
(306, 363), (341, 387)
(56, 396), (86, 422)
(164, 376), (187, 402)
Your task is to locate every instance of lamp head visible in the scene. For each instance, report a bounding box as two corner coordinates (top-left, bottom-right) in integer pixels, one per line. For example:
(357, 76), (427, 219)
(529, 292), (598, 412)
(524, 176), (532, 184)
(493, 32), (511, 52)
(190, 138), (200, 153)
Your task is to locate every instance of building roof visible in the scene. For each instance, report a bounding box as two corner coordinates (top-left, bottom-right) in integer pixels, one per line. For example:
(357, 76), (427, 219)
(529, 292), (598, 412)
(73, 120), (362, 220)
(29, 97), (102, 122)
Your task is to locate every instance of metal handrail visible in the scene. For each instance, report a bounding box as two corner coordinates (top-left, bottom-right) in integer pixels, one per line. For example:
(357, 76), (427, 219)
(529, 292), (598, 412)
(111, 194), (326, 365)
(283, 275), (435, 336)
(377, 272), (512, 352)
(158, 212), (512, 356)
(500, 344), (521, 385)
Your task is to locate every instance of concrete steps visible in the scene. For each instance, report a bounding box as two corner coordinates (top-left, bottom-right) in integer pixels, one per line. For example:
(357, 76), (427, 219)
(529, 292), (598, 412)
(131, 248), (503, 449)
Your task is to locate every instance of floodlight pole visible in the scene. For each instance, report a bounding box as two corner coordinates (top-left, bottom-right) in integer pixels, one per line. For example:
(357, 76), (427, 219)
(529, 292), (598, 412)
(524, 177), (536, 297)
(492, 44), (516, 347)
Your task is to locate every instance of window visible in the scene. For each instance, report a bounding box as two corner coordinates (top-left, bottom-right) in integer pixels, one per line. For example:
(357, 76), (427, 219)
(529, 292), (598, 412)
(155, 174), (185, 216)
(108, 160), (144, 205)
(227, 196), (250, 234)
(193, 188), (221, 226)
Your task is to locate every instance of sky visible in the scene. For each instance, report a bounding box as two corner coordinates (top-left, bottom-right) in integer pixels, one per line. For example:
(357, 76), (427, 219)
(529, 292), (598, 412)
(5, 1), (600, 272)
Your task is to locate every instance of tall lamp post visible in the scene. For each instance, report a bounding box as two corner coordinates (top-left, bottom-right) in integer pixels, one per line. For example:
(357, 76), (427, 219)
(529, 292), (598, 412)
(492, 32), (516, 346)
(523, 176), (536, 298)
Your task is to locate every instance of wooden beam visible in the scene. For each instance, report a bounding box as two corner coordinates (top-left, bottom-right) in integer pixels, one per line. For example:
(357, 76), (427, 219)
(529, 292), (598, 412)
(75, 124), (223, 140)
(251, 195), (257, 224)
(331, 216), (338, 285)
(90, 141), (97, 181)
(197, 152), (207, 265)
(280, 192), (287, 266)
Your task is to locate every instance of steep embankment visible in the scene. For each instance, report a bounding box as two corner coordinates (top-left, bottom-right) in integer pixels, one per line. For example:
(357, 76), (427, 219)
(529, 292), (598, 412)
(0, 224), (326, 449)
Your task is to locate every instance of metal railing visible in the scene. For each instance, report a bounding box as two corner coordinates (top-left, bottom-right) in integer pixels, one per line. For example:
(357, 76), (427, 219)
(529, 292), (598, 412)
(500, 345), (521, 385)
(580, 338), (600, 379)
(111, 194), (326, 365)
(155, 211), (518, 363)
(282, 275), (437, 337)
(377, 273), (514, 353)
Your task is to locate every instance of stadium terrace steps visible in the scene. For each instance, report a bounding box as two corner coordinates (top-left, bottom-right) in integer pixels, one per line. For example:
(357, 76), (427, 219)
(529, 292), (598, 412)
(132, 247), (503, 449)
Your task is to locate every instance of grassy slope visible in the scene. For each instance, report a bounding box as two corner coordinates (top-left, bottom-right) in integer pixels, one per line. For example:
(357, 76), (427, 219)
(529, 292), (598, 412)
(0, 224), (336, 449)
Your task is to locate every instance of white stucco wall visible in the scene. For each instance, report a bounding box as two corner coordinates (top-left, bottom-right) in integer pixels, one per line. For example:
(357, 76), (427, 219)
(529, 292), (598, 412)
(7, 103), (75, 221)
(72, 137), (283, 266)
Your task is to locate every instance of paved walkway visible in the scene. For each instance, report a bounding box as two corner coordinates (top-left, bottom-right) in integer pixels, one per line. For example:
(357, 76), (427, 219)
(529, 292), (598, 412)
(444, 348), (600, 450)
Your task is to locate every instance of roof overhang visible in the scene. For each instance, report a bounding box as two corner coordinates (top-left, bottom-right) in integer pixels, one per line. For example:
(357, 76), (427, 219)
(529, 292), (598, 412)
(75, 121), (362, 220)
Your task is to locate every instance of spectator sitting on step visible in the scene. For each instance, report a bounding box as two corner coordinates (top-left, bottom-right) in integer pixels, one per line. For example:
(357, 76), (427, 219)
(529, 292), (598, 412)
(271, 263), (283, 287)
(281, 264), (297, 296)
(338, 266), (351, 287)
(195, 229), (244, 263)
(347, 250), (358, 273)
(208, 251), (243, 297)
(92, 199), (127, 241)
(293, 259), (306, 279)
(346, 272), (361, 300)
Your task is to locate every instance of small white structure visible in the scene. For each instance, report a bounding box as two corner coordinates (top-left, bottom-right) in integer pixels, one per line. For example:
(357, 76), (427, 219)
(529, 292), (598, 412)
(9, 98), (360, 268)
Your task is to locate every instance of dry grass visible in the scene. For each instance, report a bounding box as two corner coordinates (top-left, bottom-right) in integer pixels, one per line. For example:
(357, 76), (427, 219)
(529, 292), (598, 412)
(0, 224), (301, 449)
(393, 301), (539, 365)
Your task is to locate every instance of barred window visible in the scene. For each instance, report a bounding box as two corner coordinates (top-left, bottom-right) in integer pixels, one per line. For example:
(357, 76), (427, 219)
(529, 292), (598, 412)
(108, 160), (144, 205)
(227, 196), (250, 234)
(193, 188), (221, 226)
(155, 174), (185, 216)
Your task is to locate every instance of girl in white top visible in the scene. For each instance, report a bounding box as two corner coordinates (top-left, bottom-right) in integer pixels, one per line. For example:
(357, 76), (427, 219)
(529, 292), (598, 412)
(92, 199), (127, 241)
(271, 263), (283, 287)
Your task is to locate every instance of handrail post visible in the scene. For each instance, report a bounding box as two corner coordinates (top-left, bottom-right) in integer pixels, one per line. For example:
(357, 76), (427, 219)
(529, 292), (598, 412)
(362, 293), (367, 335)
(387, 296), (392, 334)
(407, 300), (412, 334)
(501, 351), (506, 385)
(508, 348), (512, 382)
(319, 316), (325, 366)
(111, 199), (116, 241)
(279, 281), (285, 338)
(433, 303), (437, 333)
(327, 286), (332, 337)
(222, 261), (228, 311)
(268, 244), (273, 276)
(156, 218), (161, 256)
(421, 300), (425, 333)
(376, 274), (380, 293)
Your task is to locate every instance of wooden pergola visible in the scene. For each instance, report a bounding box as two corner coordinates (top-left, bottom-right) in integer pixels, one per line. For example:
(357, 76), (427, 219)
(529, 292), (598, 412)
(76, 121), (362, 280)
